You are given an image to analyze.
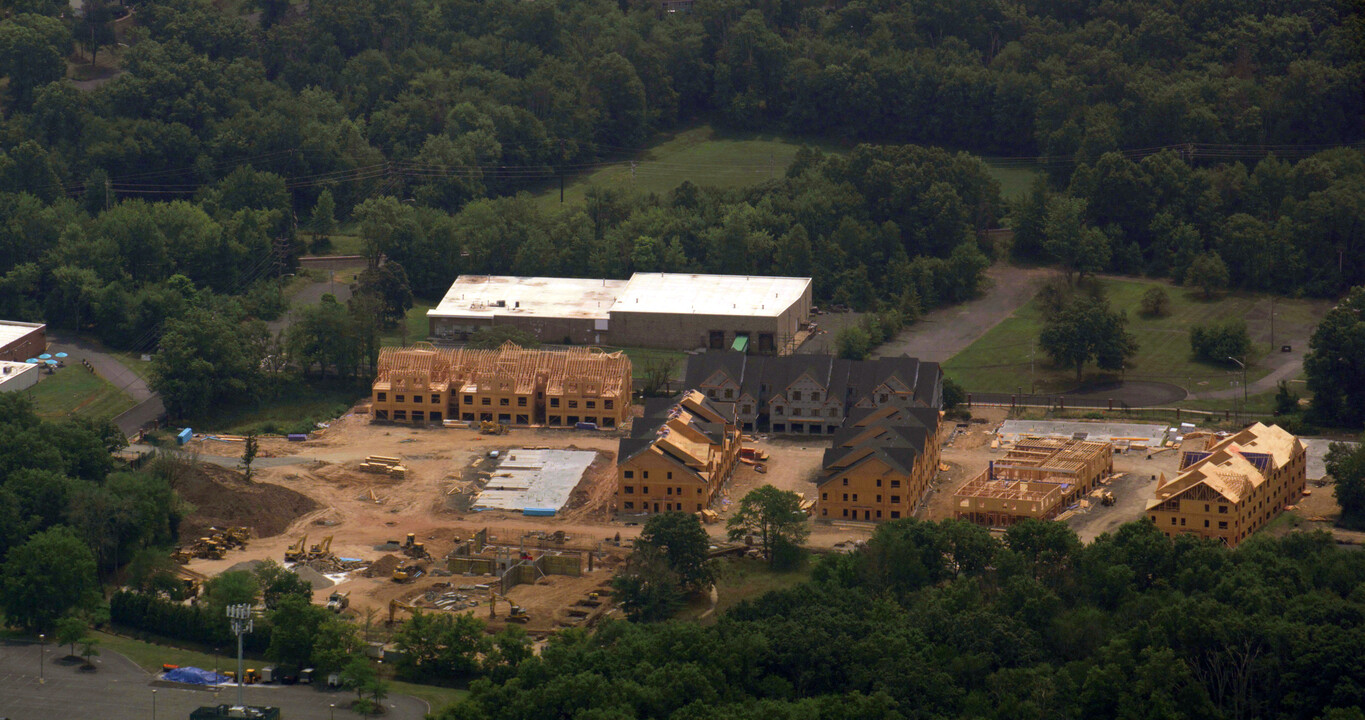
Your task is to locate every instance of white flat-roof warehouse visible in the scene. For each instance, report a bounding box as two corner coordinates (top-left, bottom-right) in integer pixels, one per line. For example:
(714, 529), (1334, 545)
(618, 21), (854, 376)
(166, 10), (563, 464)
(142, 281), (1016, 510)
(429, 273), (813, 353)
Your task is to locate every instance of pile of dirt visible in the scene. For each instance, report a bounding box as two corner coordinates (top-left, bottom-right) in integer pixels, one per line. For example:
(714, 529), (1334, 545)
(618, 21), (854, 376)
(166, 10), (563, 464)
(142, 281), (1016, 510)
(364, 554), (403, 578)
(559, 450), (617, 522)
(175, 463), (319, 542)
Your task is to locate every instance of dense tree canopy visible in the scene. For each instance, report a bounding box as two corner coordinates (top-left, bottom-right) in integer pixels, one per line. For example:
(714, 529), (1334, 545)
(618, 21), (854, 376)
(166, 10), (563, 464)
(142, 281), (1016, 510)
(440, 519), (1365, 720)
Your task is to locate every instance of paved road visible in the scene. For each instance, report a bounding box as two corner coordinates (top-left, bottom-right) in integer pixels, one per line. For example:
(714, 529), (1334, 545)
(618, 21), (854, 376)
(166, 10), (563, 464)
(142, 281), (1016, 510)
(46, 334), (155, 402)
(874, 264), (1050, 362)
(267, 276), (355, 336)
(0, 640), (429, 720)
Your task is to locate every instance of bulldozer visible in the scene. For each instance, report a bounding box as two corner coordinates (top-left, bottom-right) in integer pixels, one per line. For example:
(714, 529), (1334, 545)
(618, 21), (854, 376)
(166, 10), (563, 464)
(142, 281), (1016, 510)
(284, 534), (308, 563)
(1100, 490), (1116, 506)
(392, 563), (425, 583)
(479, 420), (508, 435)
(488, 593), (530, 623)
(401, 533), (430, 559)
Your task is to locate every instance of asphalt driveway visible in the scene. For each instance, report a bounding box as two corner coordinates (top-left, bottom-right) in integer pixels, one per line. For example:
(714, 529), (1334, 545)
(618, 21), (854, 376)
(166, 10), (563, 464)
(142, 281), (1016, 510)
(0, 640), (429, 720)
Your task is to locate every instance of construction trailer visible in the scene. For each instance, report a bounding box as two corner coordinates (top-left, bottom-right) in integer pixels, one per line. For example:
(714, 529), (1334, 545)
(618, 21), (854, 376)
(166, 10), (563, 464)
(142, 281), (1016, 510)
(371, 341), (632, 428)
(953, 438), (1113, 527)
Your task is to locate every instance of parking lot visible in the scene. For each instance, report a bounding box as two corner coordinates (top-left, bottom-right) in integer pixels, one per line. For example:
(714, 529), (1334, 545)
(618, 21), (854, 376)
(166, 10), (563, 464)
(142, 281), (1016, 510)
(0, 640), (428, 720)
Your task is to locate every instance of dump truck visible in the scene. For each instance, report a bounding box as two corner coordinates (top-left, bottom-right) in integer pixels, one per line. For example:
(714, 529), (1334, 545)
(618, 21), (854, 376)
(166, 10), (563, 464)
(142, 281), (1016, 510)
(325, 591), (350, 613)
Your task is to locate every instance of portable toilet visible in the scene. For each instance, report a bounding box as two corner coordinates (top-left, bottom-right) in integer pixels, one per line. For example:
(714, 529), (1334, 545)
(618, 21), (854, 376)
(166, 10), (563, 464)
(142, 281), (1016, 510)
(176, 427), (193, 445)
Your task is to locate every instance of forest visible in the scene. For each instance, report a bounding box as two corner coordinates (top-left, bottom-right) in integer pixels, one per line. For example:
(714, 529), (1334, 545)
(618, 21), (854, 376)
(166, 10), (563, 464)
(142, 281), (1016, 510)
(0, 0), (1360, 362)
(438, 518), (1365, 720)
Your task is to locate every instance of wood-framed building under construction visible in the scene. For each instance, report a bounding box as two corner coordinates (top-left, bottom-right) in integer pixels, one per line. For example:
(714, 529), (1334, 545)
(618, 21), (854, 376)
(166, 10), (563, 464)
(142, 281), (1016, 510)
(371, 342), (632, 429)
(953, 438), (1113, 526)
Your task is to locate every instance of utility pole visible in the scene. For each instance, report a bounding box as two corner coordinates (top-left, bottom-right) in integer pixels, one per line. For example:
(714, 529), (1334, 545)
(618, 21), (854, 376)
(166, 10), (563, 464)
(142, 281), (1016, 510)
(1269, 295), (1275, 351)
(227, 604), (254, 708)
(1029, 338), (1036, 395)
(1228, 356), (1247, 411)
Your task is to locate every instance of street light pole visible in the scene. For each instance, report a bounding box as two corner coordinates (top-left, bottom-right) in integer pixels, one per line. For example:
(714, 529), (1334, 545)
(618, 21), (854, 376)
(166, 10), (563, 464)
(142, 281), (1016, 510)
(330, 703), (336, 720)
(227, 604), (254, 708)
(38, 634), (44, 684)
(152, 688), (158, 720)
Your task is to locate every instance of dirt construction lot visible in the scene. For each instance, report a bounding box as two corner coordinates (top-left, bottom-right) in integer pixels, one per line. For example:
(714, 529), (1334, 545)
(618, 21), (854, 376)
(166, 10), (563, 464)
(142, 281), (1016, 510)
(180, 410), (638, 634)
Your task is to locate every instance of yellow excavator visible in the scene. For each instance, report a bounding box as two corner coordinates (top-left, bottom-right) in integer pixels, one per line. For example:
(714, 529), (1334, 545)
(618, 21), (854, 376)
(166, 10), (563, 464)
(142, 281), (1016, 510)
(488, 593), (530, 623)
(284, 534), (308, 562)
(310, 535), (334, 558)
(388, 599), (418, 625)
(479, 420), (508, 435)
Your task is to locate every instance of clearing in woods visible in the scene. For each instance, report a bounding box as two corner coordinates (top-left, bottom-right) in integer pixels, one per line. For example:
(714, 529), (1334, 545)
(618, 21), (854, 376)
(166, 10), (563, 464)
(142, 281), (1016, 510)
(943, 276), (1332, 401)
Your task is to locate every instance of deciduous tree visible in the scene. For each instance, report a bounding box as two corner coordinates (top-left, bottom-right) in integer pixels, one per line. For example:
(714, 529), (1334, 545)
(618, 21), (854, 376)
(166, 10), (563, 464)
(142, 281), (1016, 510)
(727, 485), (810, 569)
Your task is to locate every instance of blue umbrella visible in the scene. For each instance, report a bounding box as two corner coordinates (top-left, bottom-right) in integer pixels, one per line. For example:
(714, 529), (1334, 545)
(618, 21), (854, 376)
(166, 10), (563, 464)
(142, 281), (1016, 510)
(24, 358), (38, 364)
(54, 352), (68, 358)
(38, 353), (51, 359)
(44, 360), (57, 366)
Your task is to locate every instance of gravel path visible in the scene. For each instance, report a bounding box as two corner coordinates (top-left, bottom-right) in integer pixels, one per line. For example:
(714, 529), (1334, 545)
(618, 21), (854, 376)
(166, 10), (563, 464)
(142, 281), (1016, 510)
(874, 264), (1051, 362)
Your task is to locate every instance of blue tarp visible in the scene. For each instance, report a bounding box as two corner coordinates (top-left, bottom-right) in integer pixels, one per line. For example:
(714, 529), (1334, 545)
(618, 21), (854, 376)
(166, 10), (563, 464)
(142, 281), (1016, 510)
(523, 507), (556, 517)
(164, 667), (231, 685)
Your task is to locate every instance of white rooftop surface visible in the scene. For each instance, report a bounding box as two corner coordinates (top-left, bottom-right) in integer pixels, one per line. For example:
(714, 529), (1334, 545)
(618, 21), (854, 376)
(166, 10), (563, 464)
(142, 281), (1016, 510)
(429, 276), (627, 320)
(473, 448), (597, 514)
(0, 321), (42, 348)
(612, 273), (809, 318)
(0, 361), (38, 387)
(996, 420), (1168, 447)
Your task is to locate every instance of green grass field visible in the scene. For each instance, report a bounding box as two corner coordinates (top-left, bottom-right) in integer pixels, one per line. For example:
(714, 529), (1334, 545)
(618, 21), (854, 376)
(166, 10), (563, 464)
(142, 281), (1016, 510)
(381, 300), (438, 347)
(196, 381), (366, 435)
(28, 365), (137, 420)
(678, 557), (813, 623)
(944, 277), (1328, 398)
(985, 162), (1041, 201)
(531, 124), (1038, 211)
(531, 125), (836, 211)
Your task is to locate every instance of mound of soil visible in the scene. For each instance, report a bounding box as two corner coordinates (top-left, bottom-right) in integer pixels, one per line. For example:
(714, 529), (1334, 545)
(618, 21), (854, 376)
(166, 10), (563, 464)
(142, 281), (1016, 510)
(175, 463), (319, 542)
(364, 554), (403, 578)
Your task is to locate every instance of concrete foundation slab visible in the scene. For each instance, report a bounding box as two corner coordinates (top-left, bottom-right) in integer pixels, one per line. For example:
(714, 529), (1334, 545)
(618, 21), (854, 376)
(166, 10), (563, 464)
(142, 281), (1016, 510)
(473, 449), (596, 514)
(996, 420), (1168, 448)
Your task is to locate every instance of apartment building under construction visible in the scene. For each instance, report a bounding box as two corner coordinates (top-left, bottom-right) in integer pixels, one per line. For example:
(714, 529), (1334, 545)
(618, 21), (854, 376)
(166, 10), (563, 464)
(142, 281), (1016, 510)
(1147, 423), (1306, 547)
(614, 391), (742, 515)
(954, 437), (1113, 526)
(371, 342), (632, 429)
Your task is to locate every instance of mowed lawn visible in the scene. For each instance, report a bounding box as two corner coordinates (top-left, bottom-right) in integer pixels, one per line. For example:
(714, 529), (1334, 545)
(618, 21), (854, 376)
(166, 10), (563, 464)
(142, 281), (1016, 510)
(984, 162), (1041, 201)
(530, 125), (834, 211)
(28, 365), (137, 420)
(943, 277), (1329, 396)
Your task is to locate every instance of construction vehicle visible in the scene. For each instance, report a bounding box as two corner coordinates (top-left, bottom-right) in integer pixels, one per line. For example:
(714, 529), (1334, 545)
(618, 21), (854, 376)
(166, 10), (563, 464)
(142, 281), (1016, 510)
(1100, 490), (1116, 506)
(479, 420), (508, 435)
(325, 591), (350, 613)
(488, 593), (530, 623)
(285, 534), (308, 562)
(402, 533), (430, 559)
(392, 563), (425, 583)
(387, 599), (417, 625)
(309, 535), (334, 558)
